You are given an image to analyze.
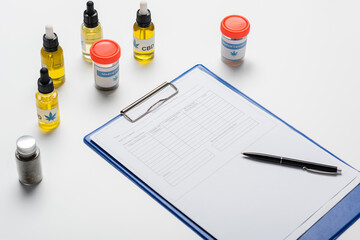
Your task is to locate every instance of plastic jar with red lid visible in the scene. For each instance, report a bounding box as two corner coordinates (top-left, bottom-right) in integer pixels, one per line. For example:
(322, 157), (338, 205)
(90, 39), (121, 90)
(220, 15), (250, 67)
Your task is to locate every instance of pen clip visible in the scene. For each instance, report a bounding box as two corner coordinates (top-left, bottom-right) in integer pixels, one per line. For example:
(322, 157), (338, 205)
(303, 167), (341, 175)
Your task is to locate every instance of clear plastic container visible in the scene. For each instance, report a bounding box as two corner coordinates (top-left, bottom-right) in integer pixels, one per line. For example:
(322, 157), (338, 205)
(220, 15), (250, 67)
(90, 39), (121, 90)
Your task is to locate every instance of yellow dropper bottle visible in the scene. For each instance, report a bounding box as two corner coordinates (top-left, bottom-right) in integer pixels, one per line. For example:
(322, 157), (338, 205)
(133, 1), (155, 62)
(40, 25), (65, 88)
(81, 1), (103, 62)
(35, 67), (60, 132)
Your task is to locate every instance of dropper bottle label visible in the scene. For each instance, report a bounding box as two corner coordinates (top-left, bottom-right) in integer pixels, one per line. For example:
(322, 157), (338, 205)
(133, 37), (154, 53)
(133, 1), (155, 62)
(37, 107), (58, 123)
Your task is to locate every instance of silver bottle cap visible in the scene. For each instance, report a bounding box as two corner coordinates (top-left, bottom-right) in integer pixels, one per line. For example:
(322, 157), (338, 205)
(16, 135), (37, 157)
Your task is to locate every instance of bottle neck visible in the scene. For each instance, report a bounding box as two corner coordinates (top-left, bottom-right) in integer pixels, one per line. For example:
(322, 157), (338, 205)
(136, 9), (152, 28)
(84, 10), (99, 28)
(43, 33), (59, 52)
(16, 147), (39, 161)
(37, 91), (57, 101)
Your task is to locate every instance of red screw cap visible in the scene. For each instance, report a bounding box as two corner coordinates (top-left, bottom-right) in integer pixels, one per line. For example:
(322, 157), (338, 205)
(90, 39), (121, 65)
(221, 15), (250, 39)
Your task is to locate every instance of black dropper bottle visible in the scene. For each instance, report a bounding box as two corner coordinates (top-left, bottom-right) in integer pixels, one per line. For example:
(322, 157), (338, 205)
(38, 68), (54, 94)
(84, 1), (99, 28)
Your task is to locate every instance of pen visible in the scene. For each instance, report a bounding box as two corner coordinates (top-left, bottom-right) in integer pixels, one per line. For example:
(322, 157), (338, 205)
(242, 152), (342, 175)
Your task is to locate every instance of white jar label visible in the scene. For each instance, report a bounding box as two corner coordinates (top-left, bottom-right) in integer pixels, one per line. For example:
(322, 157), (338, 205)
(133, 36), (155, 53)
(37, 107), (58, 122)
(94, 61), (119, 89)
(221, 36), (247, 61)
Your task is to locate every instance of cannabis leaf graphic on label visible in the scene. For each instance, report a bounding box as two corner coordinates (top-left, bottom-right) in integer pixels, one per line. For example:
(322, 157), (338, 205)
(133, 39), (139, 49)
(45, 112), (56, 122)
(230, 51), (238, 56)
(113, 75), (118, 81)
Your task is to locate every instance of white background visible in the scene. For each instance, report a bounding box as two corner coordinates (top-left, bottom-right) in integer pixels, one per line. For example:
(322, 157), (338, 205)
(0, 0), (359, 239)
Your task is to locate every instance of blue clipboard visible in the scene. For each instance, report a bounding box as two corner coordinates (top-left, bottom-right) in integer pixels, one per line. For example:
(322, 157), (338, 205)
(84, 64), (360, 239)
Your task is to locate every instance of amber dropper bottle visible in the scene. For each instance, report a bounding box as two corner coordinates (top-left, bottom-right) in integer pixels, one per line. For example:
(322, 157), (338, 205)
(81, 1), (103, 62)
(133, 1), (155, 62)
(41, 25), (65, 88)
(35, 68), (60, 132)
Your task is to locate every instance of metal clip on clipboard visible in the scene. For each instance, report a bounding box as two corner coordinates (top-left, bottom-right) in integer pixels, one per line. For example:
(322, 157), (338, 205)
(121, 82), (179, 123)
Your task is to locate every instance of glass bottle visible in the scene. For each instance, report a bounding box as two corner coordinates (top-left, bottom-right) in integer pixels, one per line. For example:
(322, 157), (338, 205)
(15, 135), (42, 185)
(81, 1), (103, 62)
(35, 68), (60, 132)
(133, 1), (155, 63)
(41, 25), (65, 87)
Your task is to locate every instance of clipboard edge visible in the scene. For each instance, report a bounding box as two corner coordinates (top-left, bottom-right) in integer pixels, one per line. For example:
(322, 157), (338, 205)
(298, 182), (360, 240)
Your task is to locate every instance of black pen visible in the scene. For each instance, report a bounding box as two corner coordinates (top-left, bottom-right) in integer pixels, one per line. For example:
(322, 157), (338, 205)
(242, 152), (342, 175)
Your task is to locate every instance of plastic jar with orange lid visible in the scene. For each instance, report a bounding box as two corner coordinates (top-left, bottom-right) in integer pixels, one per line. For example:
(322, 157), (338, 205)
(90, 39), (121, 90)
(220, 15), (250, 67)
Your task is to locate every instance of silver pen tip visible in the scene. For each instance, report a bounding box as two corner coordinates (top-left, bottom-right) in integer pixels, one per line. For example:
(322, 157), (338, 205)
(337, 168), (342, 174)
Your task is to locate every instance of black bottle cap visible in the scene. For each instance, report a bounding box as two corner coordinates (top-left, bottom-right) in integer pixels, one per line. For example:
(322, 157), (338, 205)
(136, 9), (151, 28)
(84, 1), (99, 28)
(38, 68), (54, 94)
(43, 32), (59, 52)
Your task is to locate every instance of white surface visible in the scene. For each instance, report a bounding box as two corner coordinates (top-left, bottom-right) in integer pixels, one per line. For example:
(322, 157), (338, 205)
(91, 67), (359, 239)
(0, 0), (359, 239)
